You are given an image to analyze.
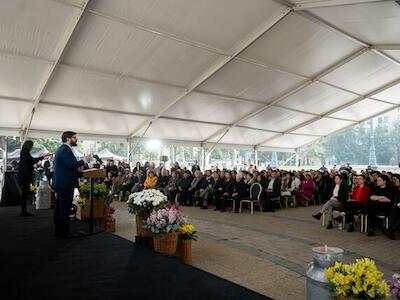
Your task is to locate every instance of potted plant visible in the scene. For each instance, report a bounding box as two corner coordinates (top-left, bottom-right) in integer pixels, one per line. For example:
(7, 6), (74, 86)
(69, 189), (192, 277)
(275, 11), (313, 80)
(127, 189), (167, 237)
(177, 223), (197, 263)
(325, 258), (390, 300)
(145, 206), (187, 256)
(79, 182), (108, 219)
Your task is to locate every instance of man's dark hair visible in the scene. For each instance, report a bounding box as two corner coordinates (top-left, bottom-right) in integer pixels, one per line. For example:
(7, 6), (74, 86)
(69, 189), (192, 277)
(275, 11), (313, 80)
(61, 131), (77, 142)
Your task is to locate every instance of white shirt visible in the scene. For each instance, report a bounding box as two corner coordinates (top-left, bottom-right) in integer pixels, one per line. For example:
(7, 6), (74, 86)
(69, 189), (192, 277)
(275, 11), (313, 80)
(333, 185), (339, 198)
(267, 178), (275, 189)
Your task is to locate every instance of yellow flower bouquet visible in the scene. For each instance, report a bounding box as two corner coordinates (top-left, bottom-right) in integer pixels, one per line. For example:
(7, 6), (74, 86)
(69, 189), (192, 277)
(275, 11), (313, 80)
(30, 184), (37, 194)
(178, 224), (198, 241)
(325, 258), (390, 300)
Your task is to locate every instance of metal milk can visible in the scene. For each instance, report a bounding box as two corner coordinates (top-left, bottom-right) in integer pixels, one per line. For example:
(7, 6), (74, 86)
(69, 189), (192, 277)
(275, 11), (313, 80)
(306, 246), (344, 300)
(35, 180), (52, 209)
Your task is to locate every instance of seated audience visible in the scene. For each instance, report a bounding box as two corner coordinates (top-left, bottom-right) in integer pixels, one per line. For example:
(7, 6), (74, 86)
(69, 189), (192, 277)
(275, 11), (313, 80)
(366, 174), (395, 237)
(345, 175), (370, 232)
(199, 171), (216, 209)
(231, 173), (247, 213)
(312, 174), (349, 229)
(188, 170), (203, 205)
(297, 173), (315, 206)
(144, 170), (158, 189)
(178, 170), (193, 206)
(244, 172), (256, 186)
(388, 174), (400, 240)
(156, 169), (170, 193)
(281, 173), (293, 196)
(220, 172), (235, 212)
(119, 172), (135, 201)
(166, 170), (180, 202)
(263, 170), (281, 212)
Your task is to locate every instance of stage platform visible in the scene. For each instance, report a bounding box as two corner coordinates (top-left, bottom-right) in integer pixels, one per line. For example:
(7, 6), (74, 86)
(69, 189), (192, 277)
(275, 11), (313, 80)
(0, 207), (270, 300)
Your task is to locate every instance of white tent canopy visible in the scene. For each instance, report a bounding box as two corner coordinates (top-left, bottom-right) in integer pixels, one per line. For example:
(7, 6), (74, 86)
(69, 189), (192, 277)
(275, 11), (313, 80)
(0, 0), (400, 152)
(97, 149), (124, 161)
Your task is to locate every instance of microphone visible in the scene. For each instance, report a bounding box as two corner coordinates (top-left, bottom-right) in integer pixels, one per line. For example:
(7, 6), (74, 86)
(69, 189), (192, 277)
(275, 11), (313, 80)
(93, 154), (103, 165)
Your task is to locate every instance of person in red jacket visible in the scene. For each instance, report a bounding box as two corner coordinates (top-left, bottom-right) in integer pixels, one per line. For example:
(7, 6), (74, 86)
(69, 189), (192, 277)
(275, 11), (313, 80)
(346, 175), (370, 232)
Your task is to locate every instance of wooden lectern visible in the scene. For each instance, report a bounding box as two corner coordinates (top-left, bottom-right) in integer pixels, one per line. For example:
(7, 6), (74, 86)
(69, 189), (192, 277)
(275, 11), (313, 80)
(82, 168), (106, 235)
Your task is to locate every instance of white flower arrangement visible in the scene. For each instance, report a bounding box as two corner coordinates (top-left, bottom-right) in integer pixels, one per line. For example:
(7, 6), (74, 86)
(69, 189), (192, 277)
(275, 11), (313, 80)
(127, 189), (167, 215)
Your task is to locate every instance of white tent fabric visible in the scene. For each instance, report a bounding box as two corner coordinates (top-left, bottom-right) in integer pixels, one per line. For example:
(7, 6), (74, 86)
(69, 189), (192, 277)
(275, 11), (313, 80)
(0, 0), (400, 151)
(97, 149), (123, 161)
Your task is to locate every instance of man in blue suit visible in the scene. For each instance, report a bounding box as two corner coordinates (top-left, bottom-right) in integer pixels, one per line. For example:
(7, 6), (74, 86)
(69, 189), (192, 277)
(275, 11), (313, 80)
(53, 131), (90, 238)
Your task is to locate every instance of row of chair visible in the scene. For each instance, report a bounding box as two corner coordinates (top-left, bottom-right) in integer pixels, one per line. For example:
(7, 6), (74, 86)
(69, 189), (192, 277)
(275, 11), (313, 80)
(321, 210), (389, 232)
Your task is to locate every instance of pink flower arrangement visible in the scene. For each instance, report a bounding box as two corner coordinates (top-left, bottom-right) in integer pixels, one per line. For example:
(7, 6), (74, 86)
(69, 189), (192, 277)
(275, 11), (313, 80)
(145, 206), (187, 234)
(391, 274), (400, 300)
(105, 214), (115, 223)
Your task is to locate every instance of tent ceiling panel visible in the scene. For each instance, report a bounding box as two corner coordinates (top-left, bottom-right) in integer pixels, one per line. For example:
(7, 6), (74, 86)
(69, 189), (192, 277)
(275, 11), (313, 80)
(42, 65), (183, 115)
(292, 118), (355, 136)
(262, 134), (319, 149)
(278, 82), (358, 115)
(31, 104), (149, 136)
(239, 106), (314, 132)
(329, 99), (395, 121)
(161, 92), (263, 124)
(383, 50), (400, 62)
(0, 0), (79, 60)
(321, 51), (400, 95)
(89, 0), (286, 52)
(62, 13), (221, 87)
(239, 13), (360, 77)
(373, 82), (400, 104)
(309, 2), (400, 45)
(208, 127), (277, 146)
(143, 119), (224, 142)
(62, 0), (87, 8)
(0, 99), (32, 128)
(0, 53), (52, 99)
(197, 60), (305, 103)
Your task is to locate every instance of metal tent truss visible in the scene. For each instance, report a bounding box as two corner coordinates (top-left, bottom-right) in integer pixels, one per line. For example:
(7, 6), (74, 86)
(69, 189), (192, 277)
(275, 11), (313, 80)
(0, 0), (399, 152)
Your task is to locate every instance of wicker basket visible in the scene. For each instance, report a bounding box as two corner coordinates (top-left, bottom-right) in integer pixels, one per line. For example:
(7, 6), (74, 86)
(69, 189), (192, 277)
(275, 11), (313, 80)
(105, 219), (116, 232)
(153, 232), (178, 256)
(135, 212), (152, 237)
(177, 239), (192, 263)
(336, 296), (359, 300)
(83, 200), (107, 219)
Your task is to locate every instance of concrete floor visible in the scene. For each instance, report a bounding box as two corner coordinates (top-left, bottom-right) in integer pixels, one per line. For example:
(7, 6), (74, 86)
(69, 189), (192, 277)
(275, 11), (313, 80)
(111, 201), (399, 300)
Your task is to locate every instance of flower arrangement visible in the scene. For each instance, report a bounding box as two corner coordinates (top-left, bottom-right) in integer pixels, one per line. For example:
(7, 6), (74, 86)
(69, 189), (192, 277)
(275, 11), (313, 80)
(79, 183), (108, 201)
(325, 258), (390, 299)
(145, 206), (187, 235)
(109, 206), (116, 215)
(391, 274), (400, 300)
(179, 224), (198, 241)
(105, 214), (115, 223)
(127, 189), (167, 215)
(30, 185), (37, 194)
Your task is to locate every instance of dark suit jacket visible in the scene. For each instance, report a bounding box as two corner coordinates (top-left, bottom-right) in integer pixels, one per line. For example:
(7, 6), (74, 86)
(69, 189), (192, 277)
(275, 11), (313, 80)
(18, 151), (43, 185)
(265, 178), (281, 198)
(233, 179), (247, 198)
(329, 183), (349, 205)
(53, 144), (84, 189)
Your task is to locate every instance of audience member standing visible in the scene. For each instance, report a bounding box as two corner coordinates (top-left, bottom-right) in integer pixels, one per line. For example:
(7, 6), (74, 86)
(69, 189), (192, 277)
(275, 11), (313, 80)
(18, 140), (47, 216)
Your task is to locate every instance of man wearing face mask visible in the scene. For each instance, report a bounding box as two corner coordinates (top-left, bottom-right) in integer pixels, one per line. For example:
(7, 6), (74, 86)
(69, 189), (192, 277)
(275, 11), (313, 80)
(53, 131), (91, 238)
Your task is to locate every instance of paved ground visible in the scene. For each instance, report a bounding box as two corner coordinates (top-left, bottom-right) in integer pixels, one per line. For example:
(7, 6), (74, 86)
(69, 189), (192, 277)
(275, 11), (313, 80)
(111, 201), (399, 300)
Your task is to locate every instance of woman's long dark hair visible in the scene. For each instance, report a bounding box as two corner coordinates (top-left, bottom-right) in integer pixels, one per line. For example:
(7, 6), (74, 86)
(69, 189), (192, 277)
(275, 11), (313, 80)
(21, 140), (34, 156)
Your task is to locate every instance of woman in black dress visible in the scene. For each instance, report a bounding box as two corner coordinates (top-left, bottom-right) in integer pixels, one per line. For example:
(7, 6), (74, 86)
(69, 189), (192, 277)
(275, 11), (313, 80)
(18, 140), (47, 216)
